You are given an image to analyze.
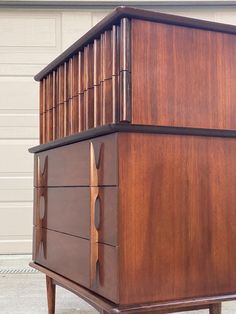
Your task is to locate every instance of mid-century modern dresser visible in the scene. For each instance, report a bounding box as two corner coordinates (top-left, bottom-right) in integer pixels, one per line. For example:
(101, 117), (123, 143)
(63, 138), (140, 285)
(29, 7), (236, 314)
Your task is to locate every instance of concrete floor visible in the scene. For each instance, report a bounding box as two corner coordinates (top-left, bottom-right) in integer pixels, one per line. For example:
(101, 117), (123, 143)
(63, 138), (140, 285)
(0, 256), (236, 314)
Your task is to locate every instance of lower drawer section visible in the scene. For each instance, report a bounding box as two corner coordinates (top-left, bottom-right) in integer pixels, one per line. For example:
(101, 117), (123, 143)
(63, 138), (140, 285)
(34, 186), (118, 246)
(33, 227), (118, 303)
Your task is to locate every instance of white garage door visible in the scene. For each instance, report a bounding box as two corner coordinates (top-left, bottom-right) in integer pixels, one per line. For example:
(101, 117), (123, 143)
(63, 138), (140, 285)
(0, 3), (235, 254)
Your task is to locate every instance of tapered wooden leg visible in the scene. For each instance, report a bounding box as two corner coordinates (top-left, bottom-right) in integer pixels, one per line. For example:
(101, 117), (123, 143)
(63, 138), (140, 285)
(209, 303), (221, 314)
(46, 275), (56, 314)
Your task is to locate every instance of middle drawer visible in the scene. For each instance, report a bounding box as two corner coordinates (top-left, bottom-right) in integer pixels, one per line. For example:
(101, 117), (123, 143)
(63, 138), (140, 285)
(34, 186), (118, 246)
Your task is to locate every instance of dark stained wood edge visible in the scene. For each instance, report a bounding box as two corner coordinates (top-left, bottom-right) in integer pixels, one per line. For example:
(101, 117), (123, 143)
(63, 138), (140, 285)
(29, 123), (236, 154)
(30, 262), (235, 314)
(34, 6), (236, 81)
(30, 262), (115, 313)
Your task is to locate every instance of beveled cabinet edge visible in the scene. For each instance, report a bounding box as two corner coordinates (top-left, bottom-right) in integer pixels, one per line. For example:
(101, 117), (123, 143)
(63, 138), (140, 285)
(29, 123), (236, 154)
(34, 6), (236, 81)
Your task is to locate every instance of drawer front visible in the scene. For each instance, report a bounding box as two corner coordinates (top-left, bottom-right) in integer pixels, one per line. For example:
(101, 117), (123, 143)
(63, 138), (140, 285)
(34, 186), (118, 246)
(34, 133), (117, 187)
(33, 227), (118, 303)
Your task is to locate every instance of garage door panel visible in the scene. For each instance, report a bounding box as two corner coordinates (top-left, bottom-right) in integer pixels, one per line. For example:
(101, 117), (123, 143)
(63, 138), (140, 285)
(0, 176), (33, 202)
(0, 176), (32, 190)
(0, 189), (32, 202)
(0, 203), (32, 236)
(0, 140), (37, 173)
(0, 12), (61, 49)
(0, 127), (38, 139)
(0, 78), (38, 111)
(0, 114), (38, 139)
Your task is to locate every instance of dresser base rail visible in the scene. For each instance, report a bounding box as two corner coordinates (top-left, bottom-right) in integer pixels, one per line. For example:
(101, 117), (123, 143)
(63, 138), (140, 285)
(30, 262), (236, 314)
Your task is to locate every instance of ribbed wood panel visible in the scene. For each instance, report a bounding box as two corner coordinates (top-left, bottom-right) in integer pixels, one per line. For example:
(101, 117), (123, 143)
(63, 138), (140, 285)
(39, 18), (131, 144)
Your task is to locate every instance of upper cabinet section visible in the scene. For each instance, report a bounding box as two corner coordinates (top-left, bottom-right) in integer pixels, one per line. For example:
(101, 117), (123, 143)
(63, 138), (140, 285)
(39, 17), (131, 144)
(36, 6), (236, 144)
(131, 19), (236, 130)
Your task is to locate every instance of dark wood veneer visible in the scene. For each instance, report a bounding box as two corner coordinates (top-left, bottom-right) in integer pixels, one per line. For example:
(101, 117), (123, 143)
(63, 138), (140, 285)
(34, 7), (236, 81)
(30, 7), (236, 314)
(131, 19), (236, 129)
(118, 133), (236, 304)
(34, 186), (118, 246)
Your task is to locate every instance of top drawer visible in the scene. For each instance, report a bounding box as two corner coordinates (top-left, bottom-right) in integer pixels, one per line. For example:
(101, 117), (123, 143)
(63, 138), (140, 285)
(34, 133), (117, 187)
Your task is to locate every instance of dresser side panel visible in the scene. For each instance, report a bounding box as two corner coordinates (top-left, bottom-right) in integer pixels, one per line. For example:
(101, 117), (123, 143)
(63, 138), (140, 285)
(118, 133), (236, 304)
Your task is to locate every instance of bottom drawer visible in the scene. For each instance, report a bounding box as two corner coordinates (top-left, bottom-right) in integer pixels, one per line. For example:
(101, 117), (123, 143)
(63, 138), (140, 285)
(33, 227), (118, 303)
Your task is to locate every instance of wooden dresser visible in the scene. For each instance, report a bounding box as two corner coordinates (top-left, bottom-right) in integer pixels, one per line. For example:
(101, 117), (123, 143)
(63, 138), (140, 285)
(29, 7), (236, 314)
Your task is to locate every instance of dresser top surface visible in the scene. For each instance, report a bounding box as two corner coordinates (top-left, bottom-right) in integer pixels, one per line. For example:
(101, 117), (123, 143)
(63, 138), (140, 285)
(29, 123), (236, 154)
(35, 6), (236, 81)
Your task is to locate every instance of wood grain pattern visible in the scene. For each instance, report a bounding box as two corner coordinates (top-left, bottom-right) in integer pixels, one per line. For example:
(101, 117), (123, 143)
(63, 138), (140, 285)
(84, 44), (94, 90)
(46, 276), (56, 314)
(34, 133), (117, 187)
(34, 227), (91, 288)
(102, 78), (113, 124)
(94, 84), (102, 127)
(103, 30), (112, 80)
(31, 263), (233, 314)
(112, 25), (120, 76)
(34, 6), (236, 81)
(85, 88), (94, 130)
(72, 95), (78, 134)
(131, 19), (236, 129)
(120, 18), (131, 72)
(112, 75), (119, 123)
(210, 303), (222, 314)
(39, 80), (44, 144)
(118, 133), (236, 304)
(119, 71), (131, 122)
(33, 227), (118, 303)
(52, 71), (57, 140)
(94, 39), (101, 86)
(78, 51), (84, 94)
(34, 186), (118, 246)
(63, 62), (68, 136)
(78, 93), (85, 132)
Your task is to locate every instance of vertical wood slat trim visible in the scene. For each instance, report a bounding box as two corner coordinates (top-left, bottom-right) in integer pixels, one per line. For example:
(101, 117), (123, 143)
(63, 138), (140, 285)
(68, 58), (73, 135)
(55, 69), (60, 139)
(120, 71), (131, 122)
(94, 38), (101, 128)
(78, 51), (84, 94)
(112, 25), (120, 77)
(120, 18), (131, 122)
(84, 44), (94, 130)
(100, 33), (104, 84)
(63, 61), (68, 136)
(112, 25), (120, 123)
(112, 75), (119, 123)
(42, 78), (47, 143)
(120, 18), (131, 72)
(39, 80), (44, 144)
(72, 54), (78, 134)
(78, 51), (84, 133)
(58, 64), (64, 138)
(39, 19), (132, 143)
(48, 73), (53, 142)
(103, 30), (112, 80)
(94, 39), (101, 86)
(52, 71), (57, 141)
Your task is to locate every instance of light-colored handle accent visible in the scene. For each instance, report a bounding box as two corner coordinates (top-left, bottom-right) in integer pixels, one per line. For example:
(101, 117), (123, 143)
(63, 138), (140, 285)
(90, 141), (104, 288)
(34, 188), (47, 260)
(35, 155), (48, 186)
(90, 186), (99, 289)
(90, 141), (103, 186)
